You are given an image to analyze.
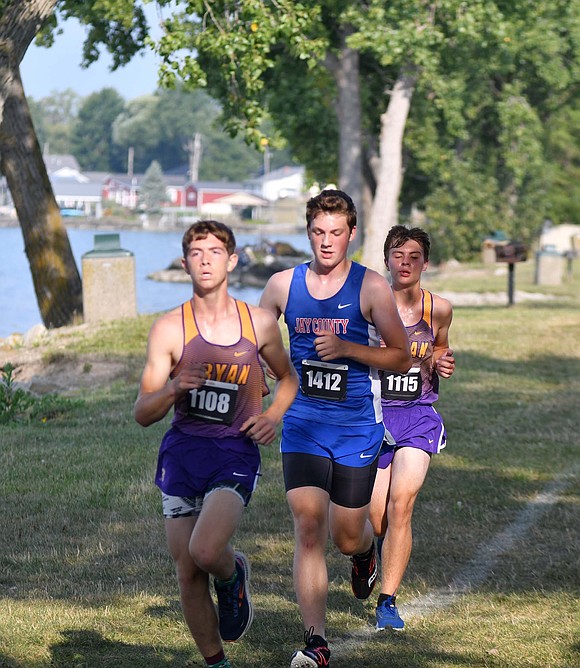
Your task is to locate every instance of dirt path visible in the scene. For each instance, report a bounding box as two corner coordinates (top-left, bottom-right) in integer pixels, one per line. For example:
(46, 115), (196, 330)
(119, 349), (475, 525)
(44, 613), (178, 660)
(0, 324), (128, 395)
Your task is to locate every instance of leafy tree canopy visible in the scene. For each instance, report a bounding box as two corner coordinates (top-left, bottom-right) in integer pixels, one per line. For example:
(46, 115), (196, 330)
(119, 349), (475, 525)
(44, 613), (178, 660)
(140, 159), (167, 211)
(28, 89), (81, 155)
(111, 85), (286, 179)
(152, 0), (579, 260)
(34, 0), (151, 70)
(70, 87), (126, 171)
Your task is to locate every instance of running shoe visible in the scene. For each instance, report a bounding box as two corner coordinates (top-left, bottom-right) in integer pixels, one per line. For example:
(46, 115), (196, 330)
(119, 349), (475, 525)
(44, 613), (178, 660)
(214, 551), (254, 642)
(376, 595), (405, 631)
(206, 659), (232, 668)
(350, 541), (378, 600)
(290, 626), (331, 668)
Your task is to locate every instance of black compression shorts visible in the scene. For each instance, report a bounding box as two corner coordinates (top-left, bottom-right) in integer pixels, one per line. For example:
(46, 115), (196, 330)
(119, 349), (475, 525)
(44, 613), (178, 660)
(282, 451), (378, 509)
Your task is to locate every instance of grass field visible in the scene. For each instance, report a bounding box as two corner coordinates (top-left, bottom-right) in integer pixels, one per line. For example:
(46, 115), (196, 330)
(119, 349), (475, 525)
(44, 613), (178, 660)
(1, 259), (579, 667)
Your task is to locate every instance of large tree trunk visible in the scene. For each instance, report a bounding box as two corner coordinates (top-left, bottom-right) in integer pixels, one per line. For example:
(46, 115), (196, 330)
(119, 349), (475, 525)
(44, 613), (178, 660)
(362, 67), (416, 274)
(325, 25), (364, 250)
(0, 1), (83, 329)
(334, 27), (363, 247)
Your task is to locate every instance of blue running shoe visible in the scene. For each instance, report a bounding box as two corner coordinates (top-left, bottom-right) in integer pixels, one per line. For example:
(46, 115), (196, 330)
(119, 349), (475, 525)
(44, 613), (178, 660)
(214, 552), (254, 642)
(376, 595), (405, 631)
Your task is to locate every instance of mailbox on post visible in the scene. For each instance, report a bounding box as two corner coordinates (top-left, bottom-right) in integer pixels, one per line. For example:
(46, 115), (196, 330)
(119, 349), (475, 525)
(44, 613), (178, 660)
(494, 241), (528, 264)
(494, 241), (528, 306)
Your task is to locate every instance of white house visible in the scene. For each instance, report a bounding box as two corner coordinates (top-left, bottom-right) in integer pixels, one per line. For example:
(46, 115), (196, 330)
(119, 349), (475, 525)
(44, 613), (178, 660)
(44, 154), (106, 217)
(258, 165), (305, 201)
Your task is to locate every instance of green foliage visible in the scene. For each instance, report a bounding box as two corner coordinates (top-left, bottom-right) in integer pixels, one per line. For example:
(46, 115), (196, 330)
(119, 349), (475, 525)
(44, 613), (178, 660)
(18, 0), (580, 256)
(422, 163), (505, 263)
(262, 53), (339, 184)
(156, 0), (327, 147)
(70, 88), (126, 171)
(139, 160), (167, 211)
(374, 0), (580, 257)
(0, 363), (34, 424)
(150, 0), (579, 258)
(28, 89), (82, 155)
(38, 0), (150, 69)
(112, 85), (269, 178)
(28, 79), (294, 179)
(0, 363), (82, 425)
(544, 98), (580, 224)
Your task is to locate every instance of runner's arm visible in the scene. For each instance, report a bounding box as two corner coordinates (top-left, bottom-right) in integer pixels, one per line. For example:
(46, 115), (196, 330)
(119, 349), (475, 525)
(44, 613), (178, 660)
(134, 315), (206, 426)
(240, 307), (298, 445)
(432, 295), (455, 378)
(259, 269), (292, 320)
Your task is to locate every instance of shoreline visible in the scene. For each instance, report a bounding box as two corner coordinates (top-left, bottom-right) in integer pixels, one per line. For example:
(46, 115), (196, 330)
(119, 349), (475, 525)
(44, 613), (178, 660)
(0, 216), (304, 236)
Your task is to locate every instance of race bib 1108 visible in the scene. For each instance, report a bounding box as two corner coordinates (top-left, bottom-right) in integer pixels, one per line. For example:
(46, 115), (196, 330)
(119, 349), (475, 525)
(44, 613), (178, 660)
(188, 380), (238, 424)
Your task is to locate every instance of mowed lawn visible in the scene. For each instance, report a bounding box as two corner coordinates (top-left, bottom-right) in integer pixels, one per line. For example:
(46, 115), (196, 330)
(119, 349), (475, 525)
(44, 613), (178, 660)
(1, 259), (578, 668)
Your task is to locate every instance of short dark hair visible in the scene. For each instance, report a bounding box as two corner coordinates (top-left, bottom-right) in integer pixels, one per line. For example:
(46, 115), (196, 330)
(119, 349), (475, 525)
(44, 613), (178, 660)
(306, 189), (357, 231)
(182, 220), (236, 257)
(383, 225), (431, 262)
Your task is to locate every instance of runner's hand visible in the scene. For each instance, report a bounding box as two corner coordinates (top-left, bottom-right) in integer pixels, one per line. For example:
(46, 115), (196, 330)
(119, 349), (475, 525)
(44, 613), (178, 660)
(435, 349), (455, 378)
(171, 362), (208, 396)
(241, 414), (277, 446)
(314, 330), (345, 361)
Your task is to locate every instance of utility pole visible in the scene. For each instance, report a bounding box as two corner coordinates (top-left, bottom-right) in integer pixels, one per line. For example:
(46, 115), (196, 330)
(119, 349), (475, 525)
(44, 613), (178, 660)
(186, 133), (202, 182)
(260, 137), (270, 176)
(127, 146), (134, 179)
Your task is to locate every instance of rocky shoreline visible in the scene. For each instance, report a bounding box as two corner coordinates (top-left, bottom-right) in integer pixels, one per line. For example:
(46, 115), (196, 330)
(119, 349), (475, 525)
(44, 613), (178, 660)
(148, 239), (311, 288)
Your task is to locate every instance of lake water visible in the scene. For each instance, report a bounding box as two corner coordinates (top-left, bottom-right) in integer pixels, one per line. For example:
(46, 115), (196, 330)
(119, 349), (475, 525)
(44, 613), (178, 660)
(0, 225), (311, 339)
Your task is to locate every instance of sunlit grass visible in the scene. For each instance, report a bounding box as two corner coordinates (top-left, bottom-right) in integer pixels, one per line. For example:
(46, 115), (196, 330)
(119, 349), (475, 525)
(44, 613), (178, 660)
(1, 261), (579, 667)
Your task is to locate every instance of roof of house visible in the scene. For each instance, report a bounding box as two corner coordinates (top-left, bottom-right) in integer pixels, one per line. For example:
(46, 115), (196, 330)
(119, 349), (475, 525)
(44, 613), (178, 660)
(44, 154), (81, 174)
(195, 180), (245, 191)
(213, 191), (269, 206)
(83, 171), (112, 184)
(261, 165), (304, 182)
(50, 176), (103, 198)
(105, 174), (143, 187)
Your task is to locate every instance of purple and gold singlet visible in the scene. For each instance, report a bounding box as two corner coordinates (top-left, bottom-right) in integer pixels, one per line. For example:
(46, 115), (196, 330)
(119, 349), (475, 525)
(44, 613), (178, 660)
(171, 299), (268, 438)
(380, 289), (439, 408)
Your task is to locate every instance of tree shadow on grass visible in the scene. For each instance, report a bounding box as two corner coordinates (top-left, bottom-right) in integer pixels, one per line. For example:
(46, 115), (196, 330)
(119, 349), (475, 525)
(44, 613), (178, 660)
(50, 629), (191, 668)
(0, 651), (24, 667)
(144, 600), (182, 620)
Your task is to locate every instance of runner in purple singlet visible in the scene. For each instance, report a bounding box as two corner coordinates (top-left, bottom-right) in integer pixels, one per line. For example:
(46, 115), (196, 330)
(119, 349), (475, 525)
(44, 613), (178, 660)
(134, 220), (298, 668)
(369, 225), (455, 631)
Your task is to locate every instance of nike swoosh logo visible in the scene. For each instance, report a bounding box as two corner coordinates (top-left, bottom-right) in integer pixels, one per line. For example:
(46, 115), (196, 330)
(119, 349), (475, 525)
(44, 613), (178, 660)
(413, 331), (423, 336)
(337, 303), (352, 310)
(359, 452), (373, 459)
(428, 439), (434, 444)
(234, 351), (247, 357)
(233, 472), (248, 477)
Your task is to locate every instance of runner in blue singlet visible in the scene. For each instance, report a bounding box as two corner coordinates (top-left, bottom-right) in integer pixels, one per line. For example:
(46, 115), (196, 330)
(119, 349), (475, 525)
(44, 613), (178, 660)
(260, 190), (411, 668)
